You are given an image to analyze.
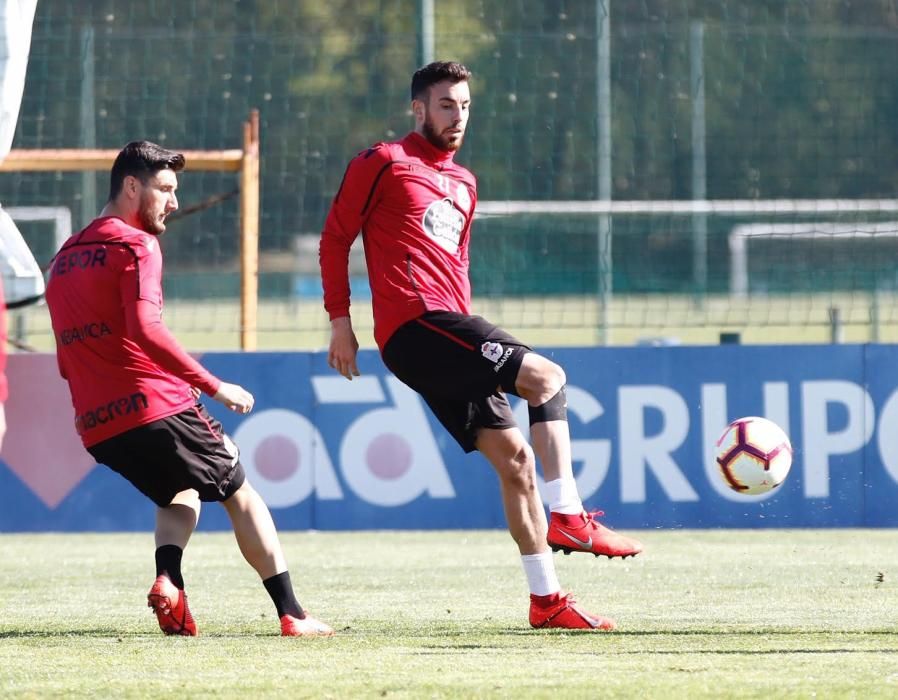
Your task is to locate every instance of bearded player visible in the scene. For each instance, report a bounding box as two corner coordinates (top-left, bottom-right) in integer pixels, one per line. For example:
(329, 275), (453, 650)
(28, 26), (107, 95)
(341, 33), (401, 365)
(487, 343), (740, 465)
(46, 141), (332, 637)
(319, 62), (642, 631)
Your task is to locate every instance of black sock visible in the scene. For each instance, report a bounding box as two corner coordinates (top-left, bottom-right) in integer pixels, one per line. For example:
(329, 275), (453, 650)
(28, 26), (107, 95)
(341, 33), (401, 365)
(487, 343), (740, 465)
(155, 545), (185, 590)
(263, 571), (304, 619)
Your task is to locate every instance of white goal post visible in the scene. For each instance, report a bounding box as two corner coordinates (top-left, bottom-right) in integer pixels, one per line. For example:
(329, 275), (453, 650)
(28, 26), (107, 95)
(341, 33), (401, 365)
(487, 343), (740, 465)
(728, 221), (898, 298)
(0, 205), (64, 306)
(476, 199), (898, 297)
(475, 199), (898, 217)
(474, 199), (898, 344)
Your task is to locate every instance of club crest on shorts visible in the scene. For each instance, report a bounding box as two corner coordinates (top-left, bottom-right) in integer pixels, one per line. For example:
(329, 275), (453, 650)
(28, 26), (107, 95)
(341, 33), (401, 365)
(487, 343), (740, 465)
(481, 341), (504, 363)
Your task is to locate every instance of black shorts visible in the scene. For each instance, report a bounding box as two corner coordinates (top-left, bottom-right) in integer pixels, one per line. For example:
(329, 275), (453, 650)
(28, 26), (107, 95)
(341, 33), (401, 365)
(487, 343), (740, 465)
(87, 403), (246, 507)
(382, 311), (531, 453)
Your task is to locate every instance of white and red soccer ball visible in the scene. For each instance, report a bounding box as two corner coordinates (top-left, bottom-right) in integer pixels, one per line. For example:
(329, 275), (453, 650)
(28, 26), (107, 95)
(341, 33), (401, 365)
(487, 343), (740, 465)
(715, 416), (793, 495)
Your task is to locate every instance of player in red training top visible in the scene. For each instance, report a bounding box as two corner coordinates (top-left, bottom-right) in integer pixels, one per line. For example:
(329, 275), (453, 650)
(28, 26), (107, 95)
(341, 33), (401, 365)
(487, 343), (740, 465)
(46, 141), (332, 638)
(320, 61), (643, 631)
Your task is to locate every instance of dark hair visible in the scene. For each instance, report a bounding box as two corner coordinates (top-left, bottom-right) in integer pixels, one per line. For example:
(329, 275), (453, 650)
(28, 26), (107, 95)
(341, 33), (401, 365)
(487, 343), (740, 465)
(108, 141), (185, 201)
(410, 61), (471, 101)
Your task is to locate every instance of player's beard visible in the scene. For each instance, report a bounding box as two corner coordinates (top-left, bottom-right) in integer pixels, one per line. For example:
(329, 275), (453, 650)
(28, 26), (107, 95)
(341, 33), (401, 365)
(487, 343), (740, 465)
(422, 114), (463, 152)
(137, 194), (166, 236)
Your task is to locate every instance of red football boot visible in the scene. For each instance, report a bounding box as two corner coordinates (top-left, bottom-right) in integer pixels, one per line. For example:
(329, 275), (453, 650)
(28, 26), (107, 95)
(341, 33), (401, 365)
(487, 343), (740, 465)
(547, 510), (643, 558)
(529, 592), (615, 631)
(280, 613), (335, 637)
(147, 574), (197, 636)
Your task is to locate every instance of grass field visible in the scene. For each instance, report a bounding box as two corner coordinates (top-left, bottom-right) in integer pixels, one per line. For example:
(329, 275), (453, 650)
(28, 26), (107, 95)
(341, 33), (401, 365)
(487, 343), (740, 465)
(12, 291), (898, 352)
(1, 529), (897, 698)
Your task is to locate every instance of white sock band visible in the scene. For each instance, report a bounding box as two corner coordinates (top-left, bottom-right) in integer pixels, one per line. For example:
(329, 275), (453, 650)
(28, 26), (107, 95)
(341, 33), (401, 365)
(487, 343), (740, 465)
(521, 551), (561, 596)
(545, 477), (583, 514)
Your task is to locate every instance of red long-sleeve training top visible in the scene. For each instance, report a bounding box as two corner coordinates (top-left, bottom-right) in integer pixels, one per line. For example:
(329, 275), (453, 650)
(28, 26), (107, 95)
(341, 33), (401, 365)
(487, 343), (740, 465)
(319, 131), (478, 351)
(45, 216), (221, 447)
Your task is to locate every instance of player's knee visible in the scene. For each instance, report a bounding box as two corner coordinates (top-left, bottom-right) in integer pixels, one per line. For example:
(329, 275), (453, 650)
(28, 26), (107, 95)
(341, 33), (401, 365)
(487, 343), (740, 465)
(528, 385), (568, 425)
(517, 354), (565, 402)
(547, 361), (566, 395)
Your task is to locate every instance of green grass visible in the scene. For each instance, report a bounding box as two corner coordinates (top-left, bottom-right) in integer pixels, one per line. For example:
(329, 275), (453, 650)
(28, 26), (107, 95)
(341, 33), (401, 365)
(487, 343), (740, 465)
(14, 291), (898, 352)
(2, 530), (898, 698)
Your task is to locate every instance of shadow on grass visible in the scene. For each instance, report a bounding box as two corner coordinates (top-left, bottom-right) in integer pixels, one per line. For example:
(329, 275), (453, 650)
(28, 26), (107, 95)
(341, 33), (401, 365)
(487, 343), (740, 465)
(0, 628), (144, 638)
(0, 628), (344, 639)
(4, 626), (897, 647)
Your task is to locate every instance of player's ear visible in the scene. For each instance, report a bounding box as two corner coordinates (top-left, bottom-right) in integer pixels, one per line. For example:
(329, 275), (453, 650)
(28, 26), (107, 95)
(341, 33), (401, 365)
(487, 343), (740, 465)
(412, 98), (425, 122)
(123, 175), (140, 198)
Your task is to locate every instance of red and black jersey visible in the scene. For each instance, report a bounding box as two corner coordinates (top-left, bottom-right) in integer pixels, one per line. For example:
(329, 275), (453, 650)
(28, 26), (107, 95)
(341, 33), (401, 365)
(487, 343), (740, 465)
(319, 131), (478, 350)
(46, 216), (220, 447)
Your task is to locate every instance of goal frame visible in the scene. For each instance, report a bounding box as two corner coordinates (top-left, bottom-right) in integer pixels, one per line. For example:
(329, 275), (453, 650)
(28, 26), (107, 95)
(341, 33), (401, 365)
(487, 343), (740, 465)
(0, 109), (261, 350)
(475, 198), (898, 343)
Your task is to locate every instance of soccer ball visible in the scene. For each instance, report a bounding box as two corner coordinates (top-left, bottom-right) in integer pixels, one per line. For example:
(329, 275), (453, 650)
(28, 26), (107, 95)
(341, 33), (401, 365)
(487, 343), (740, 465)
(715, 416), (793, 495)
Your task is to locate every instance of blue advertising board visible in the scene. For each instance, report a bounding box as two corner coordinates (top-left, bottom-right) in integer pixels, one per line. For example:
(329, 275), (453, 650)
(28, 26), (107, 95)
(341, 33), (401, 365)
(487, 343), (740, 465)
(2, 344), (897, 531)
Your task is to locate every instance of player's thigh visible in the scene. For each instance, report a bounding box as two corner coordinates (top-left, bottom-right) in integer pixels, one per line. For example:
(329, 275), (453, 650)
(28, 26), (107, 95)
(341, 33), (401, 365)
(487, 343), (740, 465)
(165, 404), (247, 503)
(88, 405), (245, 506)
(383, 311), (530, 399)
(168, 488), (201, 513)
(420, 389), (519, 454)
(514, 352), (566, 401)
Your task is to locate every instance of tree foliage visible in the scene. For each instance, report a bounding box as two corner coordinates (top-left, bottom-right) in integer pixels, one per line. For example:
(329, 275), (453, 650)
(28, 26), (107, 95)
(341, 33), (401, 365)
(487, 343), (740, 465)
(6, 0), (898, 259)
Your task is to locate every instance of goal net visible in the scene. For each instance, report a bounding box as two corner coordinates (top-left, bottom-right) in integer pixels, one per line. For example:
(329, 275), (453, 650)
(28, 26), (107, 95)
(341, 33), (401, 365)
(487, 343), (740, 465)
(473, 199), (898, 345)
(7, 3), (898, 349)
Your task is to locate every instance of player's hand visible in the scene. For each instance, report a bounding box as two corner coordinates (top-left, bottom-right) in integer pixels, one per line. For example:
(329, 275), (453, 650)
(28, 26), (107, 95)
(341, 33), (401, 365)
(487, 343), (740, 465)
(213, 382), (255, 414)
(328, 316), (360, 381)
(190, 386), (201, 400)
